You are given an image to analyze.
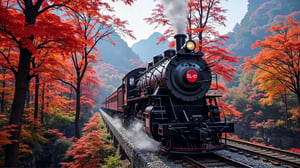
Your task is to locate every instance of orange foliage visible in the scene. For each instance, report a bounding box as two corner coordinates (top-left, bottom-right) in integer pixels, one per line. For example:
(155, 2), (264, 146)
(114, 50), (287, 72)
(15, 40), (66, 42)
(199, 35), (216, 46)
(18, 143), (32, 158)
(244, 16), (300, 109)
(289, 108), (300, 121)
(0, 114), (18, 151)
(17, 110), (48, 157)
(227, 134), (241, 140)
(61, 113), (106, 168)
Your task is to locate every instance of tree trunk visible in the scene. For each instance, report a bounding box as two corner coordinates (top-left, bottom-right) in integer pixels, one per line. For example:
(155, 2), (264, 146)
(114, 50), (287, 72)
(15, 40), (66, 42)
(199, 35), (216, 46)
(1, 79), (5, 114)
(4, 47), (31, 167)
(1, 68), (6, 114)
(41, 83), (45, 124)
(281, 93), (289, 126)
(34, 75), (39, 120)
(297, 93), (300, 121)
(68, 83), (73, 112)
(198, 31), (203, 52)
(26, 80), (30, 108)
(75, 81), (81, 138)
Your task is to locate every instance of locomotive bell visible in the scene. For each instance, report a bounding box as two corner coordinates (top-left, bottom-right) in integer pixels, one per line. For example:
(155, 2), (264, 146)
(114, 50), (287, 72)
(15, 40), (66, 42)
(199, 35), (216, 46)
(164, 49), (176, 58)
(153, 55), (163, 64)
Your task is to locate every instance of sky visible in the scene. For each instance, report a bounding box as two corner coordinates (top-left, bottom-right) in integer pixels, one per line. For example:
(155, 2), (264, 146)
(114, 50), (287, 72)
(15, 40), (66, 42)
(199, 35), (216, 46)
(111, 0), (248, 47)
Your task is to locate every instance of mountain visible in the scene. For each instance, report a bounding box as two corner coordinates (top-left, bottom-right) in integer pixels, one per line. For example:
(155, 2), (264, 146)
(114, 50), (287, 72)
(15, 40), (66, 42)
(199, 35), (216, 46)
(131, 32), (169, 63)
(96, 32), (141, 73)
(223, 0), (300, 88)
(226, 0), (300, 60)
(95, 32), (142, 96)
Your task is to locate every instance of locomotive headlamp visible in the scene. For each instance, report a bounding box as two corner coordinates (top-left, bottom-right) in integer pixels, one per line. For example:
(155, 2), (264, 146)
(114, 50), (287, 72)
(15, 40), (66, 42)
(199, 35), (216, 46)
(185, 40), (196, 51)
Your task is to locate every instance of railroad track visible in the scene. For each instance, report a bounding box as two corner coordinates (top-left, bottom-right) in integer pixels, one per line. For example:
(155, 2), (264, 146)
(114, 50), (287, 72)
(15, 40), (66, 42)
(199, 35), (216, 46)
(224, 138), (300, 167)
(182, 153), (252, 168)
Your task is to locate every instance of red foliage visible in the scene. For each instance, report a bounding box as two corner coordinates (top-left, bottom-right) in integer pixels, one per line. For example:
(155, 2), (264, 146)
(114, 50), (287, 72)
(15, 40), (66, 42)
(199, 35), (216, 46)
(226, 134), (241, 140)
(244, 16), (300, 110)
(47, 129), (66, 140)
(61, 113), (106, 168)
(0, 0), (136, 166)
(0, 114), (18, 151)
(219, 100), (242, 118)
(251, 141), (266, 146)
(168, 41), (176, 49)
(146, 0), (239, 82)
(289, 148), (300, 154)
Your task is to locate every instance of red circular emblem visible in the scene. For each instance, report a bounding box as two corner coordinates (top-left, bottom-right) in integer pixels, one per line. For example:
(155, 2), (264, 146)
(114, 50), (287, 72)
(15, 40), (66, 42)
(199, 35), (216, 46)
(186, 70), (198, 83)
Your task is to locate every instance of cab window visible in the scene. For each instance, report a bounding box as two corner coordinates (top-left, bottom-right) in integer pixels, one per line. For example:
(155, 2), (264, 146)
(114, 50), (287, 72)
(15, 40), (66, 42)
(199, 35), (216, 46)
(129, 77), (135, 86)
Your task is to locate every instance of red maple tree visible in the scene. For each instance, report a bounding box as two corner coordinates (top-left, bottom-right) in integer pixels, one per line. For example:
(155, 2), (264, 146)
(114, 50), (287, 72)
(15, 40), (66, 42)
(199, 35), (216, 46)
(244, 16), (300, 120)
(0, 0), (135, 166)
(56, 1), (134, 139)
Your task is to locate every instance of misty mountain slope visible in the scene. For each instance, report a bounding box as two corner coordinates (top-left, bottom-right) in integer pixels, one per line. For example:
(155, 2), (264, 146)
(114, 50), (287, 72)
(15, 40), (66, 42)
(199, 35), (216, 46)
(131, 32), (169, 63)
(226, 0), (300, 60)
(96, 33), (141, 73)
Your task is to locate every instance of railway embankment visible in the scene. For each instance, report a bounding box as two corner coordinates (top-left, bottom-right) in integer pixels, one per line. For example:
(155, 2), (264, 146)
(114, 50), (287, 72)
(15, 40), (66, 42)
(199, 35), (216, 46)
(100, 110), (182, 168)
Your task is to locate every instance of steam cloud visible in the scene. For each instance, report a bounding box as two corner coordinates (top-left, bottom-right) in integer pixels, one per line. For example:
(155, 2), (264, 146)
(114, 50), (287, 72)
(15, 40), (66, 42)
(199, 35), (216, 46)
(161, 0), (188, 34)
(112, 116), (123, 129)
(112, 117), (160, 152)
(127, 121), (160, 152)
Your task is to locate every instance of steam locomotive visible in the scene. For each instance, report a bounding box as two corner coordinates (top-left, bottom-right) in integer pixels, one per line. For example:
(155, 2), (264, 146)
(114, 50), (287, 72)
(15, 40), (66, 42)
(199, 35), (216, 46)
(101, 34), (234, 154)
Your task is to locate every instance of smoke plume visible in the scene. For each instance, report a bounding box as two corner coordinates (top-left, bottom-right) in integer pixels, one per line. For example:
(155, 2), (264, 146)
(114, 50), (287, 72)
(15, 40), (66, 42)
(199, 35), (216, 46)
(161, 0), (188, 34)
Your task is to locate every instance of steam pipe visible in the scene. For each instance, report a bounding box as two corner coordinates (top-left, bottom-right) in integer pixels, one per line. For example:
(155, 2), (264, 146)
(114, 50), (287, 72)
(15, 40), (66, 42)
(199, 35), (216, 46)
(174, 34), (187, 51)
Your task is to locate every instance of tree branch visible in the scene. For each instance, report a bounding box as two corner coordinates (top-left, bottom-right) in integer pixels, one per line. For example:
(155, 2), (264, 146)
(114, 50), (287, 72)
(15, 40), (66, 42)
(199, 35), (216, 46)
(0, 49), (17, 75)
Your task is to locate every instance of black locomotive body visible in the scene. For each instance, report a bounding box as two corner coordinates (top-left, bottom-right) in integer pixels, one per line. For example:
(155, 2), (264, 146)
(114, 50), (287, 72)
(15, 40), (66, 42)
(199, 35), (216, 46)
(102, 34), (234, 154)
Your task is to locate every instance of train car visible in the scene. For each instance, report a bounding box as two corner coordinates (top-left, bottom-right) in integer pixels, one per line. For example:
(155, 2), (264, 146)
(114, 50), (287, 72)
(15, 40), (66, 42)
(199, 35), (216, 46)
(101, 34), (234, 154)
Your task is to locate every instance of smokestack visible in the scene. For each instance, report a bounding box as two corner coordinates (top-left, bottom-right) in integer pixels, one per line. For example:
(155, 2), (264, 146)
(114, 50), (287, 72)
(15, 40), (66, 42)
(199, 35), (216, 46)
(174, 34), (187, 51)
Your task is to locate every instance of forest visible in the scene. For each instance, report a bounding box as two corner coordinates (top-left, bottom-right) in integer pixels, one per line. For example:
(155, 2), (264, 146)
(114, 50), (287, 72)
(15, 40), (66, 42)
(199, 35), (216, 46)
(224, 0), (300, 151)
(0, 0), (300, 167)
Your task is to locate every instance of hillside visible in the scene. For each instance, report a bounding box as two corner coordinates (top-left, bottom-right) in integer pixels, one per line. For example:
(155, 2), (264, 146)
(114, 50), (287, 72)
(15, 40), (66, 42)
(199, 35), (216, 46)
(95, 32), (142, 97)
(96, 33), (141, 73)
(131, 32), (169, 63)
(227, 0), (300, 60)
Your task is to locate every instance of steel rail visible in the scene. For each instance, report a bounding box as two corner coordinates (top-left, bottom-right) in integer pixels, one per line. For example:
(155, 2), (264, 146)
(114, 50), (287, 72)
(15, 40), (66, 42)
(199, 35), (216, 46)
(225, 138), (300, 167)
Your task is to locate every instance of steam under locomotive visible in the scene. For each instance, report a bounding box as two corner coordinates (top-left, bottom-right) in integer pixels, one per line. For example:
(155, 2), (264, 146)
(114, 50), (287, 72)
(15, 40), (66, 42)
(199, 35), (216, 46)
(101, 34), (234, 154)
